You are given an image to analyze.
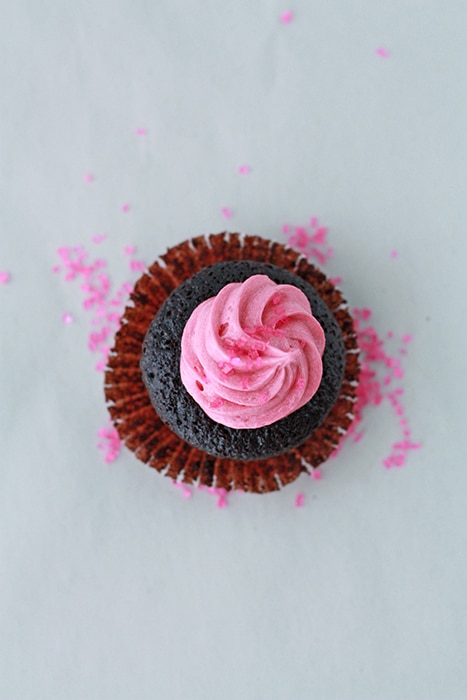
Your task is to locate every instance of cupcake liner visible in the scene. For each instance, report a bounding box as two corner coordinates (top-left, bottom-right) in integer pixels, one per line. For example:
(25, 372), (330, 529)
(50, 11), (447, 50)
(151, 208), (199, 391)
(105, 232), (360, 493)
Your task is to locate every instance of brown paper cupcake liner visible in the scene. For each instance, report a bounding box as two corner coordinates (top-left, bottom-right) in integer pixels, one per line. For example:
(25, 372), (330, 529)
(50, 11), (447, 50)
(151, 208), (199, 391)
(104, 232), (360, 493)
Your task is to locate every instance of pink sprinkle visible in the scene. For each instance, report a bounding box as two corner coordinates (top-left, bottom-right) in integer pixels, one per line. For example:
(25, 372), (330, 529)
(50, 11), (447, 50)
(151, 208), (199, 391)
(390, 250), (399, 258)
(129, 259), (145, 271)
(135, 128), (147, 135)
(282, 224), (290, 234)
(0, 271), (10, 284)
(221, 207), (233, 219)
(402, 334), (413, 344)
(97, 424), (122, 463)
(92, 234), (107, 244)
(310, 217), (318, 227)
(62, 312), (74, 324)
(376, 47), (390, 58)
(280, 10), (293, 23)
(124, 245), (136, 255)
(121, 203), (130, 212)
(83, 173), (94, 183)
(310, 227), (327, 245)
(330, 276), (343, 286)
(199, 485), (229, 508)
(209, 397), (224, 409)
(295, 493), (305, 508)
(312, 469), (322, 481)
(238, 165), (251, 174)
(173, 481), (192, 499)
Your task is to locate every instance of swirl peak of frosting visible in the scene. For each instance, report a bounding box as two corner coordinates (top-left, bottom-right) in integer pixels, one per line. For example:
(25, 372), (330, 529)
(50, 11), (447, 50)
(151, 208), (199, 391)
(179, 275), (325, 429)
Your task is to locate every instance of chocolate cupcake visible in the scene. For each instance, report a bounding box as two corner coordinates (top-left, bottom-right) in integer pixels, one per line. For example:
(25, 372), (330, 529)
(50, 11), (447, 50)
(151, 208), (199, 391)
(104, 233), (360, 493)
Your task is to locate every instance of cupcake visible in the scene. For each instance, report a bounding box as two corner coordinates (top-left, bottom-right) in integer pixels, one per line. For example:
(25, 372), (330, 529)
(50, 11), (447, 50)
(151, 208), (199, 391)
(104, 232), (359, 493)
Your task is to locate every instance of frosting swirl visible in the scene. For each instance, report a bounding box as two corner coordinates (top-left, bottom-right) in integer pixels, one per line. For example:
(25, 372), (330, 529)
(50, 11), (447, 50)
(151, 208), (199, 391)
(179, 275), (325, 429)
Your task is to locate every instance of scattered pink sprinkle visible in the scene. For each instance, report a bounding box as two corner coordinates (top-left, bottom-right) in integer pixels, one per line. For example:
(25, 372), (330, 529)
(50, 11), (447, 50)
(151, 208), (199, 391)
(97, 423), (122, 463)
(62, 312), (74, 324)
(310, 227), (328, 245)
(129, 259), (146, 271)
(284, 218), (420, 473)
(330, 277), (343, 286)
(284, 217), (333, 266)
(83, 173), (94, 183)
(390, 249), (399, 258)
(221, 207), (233, 219)
(121, 203), (130, 212)
(238, 165), (251, 174)
(135, 128), (147, 136)
(376, 47), (390, 58)
(311, 469), (322, 481)
(295, 493), (305, 507)
(199, 485), (229, 508)
(92, 234), (107, 244)
(54, 243), (147, 382)
(124, 245), (136, 255)
(0, 271), (10, 285)
(280, 10), (293, 23)
(173, 481), (192, 499)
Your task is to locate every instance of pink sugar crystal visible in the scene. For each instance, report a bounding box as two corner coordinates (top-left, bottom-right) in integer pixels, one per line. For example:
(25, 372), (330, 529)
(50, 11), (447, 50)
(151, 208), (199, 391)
(285, 217), (333, 265)
(135, 128), (147, 135)
(238, 165), (251, 174)
(280, 11), (293, 23)
(221, 207), (233, 219)
(295, 493), (305, 507)
(199, 485), (229, 508)
(97, 424), (122, 463)
(121, 203), (130, 212)
(92, 234), (107, 244)
(173, 481), (192, 499)
(0, 271), (10, 284)
(376, 47), (390, 58)
(62, 312), (74, 324)
(83, 173), (94, 183)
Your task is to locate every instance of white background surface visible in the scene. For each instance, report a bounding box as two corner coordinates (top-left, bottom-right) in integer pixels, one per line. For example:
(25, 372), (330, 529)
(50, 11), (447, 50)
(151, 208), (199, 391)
(1, 2), (467, 699)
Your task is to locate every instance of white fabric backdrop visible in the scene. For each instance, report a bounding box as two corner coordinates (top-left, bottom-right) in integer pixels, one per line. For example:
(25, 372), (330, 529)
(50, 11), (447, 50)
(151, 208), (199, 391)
(1, 2), (466, 698)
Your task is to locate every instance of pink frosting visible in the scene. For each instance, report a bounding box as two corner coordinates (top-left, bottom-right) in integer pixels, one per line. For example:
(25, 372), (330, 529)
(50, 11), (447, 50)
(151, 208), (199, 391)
(179, 275), (325, 429)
